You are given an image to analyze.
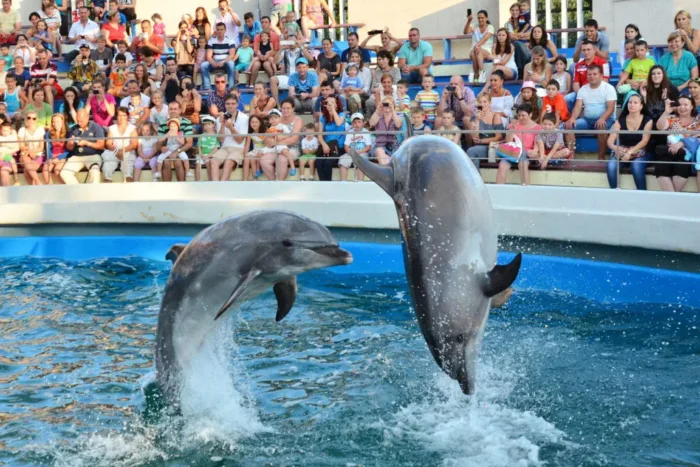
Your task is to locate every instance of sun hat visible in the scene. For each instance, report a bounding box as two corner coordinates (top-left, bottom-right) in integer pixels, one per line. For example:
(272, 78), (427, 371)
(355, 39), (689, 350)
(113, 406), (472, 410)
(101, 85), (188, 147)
(269, 108), (282, 117)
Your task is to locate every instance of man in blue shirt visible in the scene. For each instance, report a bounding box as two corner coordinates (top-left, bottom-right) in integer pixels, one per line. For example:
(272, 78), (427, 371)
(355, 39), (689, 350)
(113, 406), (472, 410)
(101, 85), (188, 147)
(573, 19), (610, 63)
(242, 12), (262, 40)
(340, 32), (372, 64)
(288, 57), (320, 112)
(396, 27), (433, 84)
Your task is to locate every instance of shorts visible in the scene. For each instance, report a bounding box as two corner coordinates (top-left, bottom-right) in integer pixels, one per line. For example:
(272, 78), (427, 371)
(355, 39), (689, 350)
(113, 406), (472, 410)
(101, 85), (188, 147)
(300, 152), (316, 161)
(275, 75), (289, 90)
(275, 146), (299, 159)
(211, 146), (244, 164)
(235, 62), (250, 73)
(134, 157), (157, 170)
(260, 146), (278, 155)
(52, 151), (69, 160)
(338, 151), (368, 168)
(372, 145), (394, 157)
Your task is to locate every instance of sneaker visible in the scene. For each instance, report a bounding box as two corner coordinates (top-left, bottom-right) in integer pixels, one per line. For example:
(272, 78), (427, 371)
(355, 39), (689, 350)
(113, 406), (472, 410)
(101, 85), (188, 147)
(153, 172), (161, 180)
(186, 170), (194, 179)
(479, 70), (487, 82)
(254, 169), (262, 178)
(290, 168), (297, 176)
(468, 72), (474, 83)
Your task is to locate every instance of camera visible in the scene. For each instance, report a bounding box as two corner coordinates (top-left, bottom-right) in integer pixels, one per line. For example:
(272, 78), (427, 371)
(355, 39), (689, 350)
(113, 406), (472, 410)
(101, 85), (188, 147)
(476, 105), (483, 111)
(670, 101), (680, 108)
(224, 112), (232, 119)
(92, 89), (100, 95)
(382, 102), (390, 108)
(184, 82), (194, 90)
(467, 8), (472, 16)
(446, 85), (455, 92)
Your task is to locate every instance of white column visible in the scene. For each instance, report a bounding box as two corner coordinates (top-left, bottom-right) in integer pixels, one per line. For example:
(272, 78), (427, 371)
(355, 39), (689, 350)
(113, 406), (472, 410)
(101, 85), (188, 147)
(561, 0), (568, 48)
(328, 0), (337, 40)
(545, 0), (552, 31)
(339, 0), (346, 40)
(531, 1), (537, 26)
(576, 0), (583, 29)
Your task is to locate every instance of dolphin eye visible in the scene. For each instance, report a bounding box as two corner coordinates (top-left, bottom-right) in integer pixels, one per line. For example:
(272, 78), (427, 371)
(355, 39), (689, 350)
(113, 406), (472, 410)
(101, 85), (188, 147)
(455, 334), (464, 344)
(282, 239), (293, 247)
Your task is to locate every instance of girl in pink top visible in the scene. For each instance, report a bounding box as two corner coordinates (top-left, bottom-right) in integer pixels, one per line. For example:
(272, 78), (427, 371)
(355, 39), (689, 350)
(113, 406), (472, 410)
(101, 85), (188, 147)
(497, 103), (541, 186)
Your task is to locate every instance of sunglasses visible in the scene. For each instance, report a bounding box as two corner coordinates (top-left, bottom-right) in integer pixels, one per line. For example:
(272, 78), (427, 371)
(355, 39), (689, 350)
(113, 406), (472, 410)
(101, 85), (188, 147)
(215, 80), (226, 84)
(26, 116), (37, 120)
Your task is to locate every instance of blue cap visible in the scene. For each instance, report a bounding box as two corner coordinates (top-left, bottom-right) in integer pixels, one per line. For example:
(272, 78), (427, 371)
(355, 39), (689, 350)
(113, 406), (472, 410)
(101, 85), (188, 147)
(295, 57), (309, 66)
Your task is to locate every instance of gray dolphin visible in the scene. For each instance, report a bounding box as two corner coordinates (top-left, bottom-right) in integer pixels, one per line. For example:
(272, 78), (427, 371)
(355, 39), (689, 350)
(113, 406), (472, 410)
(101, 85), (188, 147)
(350, 135), (522, 395)
(155, 210), (353, 403)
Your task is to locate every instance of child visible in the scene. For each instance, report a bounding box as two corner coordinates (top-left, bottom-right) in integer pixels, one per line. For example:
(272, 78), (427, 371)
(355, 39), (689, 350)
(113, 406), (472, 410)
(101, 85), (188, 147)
(72, 0), (84, 24)
(415, 74), (439, 127)
(234, 34), (254, 75)
(496, 103), (540, 186)
(551, 55), (571, 96)
(108, 53), (128, 96)
(0, 44), (12, 71)
(299, 122), (318, 181)
(155, 118), (189, 180)
(0, 58), (6, 94)
(4, 74), (25, 119)
(152, 13), (166, 38)
(618, 40), (655, 96)
(134, 122), (158, 182)
(266, 109), (296, 176)
(437, 110), (460, 145)
(242, 115), (263, 181)
(396, 79), (411, 115)
(339, 112), (373, 181)
(249, 31), (275, 87)
(518, 0), (531, 31)
(46, 113), (68, 184)
(193, 36), (207, 86)
(540, 79), (569, 125)
(410, 107), (430, 133)
(0, 121), (19, 186)
(515, 80), (541, 122)
(116, 40), (133, 67)
(341, 63), (364, 113)
(282, 11), (302, 41)
(532, 113), (570, 170)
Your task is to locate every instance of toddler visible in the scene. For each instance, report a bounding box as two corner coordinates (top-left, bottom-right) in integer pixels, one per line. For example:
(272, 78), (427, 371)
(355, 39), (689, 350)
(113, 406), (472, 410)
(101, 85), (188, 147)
(0, 121), (19, 185)
(152, 13), (166, 38)
(341, 62), (364, 113)
(415, 74), (439, 127)
(282, 11), (302, 41)
(235, 35), (254, 74)
(299, 121), (318, 181)
(339, 113), (372, 181)
(155, 119), (189, 180)
(266, 109), (296, 176)
(134, 123), (158, 181)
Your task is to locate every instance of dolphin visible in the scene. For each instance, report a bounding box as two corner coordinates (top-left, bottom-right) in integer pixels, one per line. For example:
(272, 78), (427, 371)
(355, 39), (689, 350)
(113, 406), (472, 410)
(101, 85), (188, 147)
(350, 135), (522, 395)
(155, 210), (353, 403)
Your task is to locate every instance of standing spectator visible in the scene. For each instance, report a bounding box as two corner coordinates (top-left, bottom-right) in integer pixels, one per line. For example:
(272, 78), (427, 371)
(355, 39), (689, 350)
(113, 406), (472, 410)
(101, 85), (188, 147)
(464, 10), (495, 83)
(85, 79), (116, 128)
(340, 32), (372, 65)
(18, 111), (46, 185)
(102, 106), (138, 182)
(396, 28), (433, 84)
(522, 46), (552, 87)
(131, 20), (165, 62)
(655, 96), (700, 192)
(369, 96), (402, 166)
(60, 108), (106, 184)
(564, 64), (616, 160)
(528, 25), (558, 61)
(466, 94), (503, 169)
(0, 0), (21, 45)
(215, 0), (241, 47)
(30, 49), (61, 107)
(316, 37), (342, 84)
(67, 44), (100, 95)
(193, 7), (211, 41)
(606, 92), (652, 190)
(201, 22), (236, 90)
(174, 21), (195, 78)
(249, 82), (276, 117)
(288, 57), (320, 112)
(117, 0), (137, 23)
(658, 32), (698, 92)
(209, 95), (248, 181)
(491, 28), (518, 80)
(572, 19), (610, 63)
(415, 74), (439, 127)
(242, 12), (261, 40)
(300, 0), (335, 42)
(674, 10), (700, 67)
(437, 75), (476, 129)
(566, 40), (610, 110)
(156, 100), (194, 182)
(66, 7), (100, 64)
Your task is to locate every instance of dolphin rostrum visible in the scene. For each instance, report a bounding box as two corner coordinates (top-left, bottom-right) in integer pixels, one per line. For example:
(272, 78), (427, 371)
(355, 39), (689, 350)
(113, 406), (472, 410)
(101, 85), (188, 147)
(350, 136), (522, 395)
(155, 210), (353, 403)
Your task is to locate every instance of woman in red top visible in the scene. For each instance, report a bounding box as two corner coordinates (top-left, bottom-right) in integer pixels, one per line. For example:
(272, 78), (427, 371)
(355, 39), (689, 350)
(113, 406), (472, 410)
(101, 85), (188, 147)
(102, 11), (128, 48)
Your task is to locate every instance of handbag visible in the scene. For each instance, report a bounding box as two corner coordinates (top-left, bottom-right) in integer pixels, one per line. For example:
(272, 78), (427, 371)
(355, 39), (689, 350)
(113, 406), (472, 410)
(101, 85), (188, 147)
(496, 135), (523, 163)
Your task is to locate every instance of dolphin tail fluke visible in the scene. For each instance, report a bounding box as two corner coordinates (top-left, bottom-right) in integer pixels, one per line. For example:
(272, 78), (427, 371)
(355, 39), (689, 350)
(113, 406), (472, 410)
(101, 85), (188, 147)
(166, 244), (187, 263)
(214, 268), (261, 320)
(482, 253), (522, 298)
(348, 148), (395, 196)
(273, 277), (298, 322)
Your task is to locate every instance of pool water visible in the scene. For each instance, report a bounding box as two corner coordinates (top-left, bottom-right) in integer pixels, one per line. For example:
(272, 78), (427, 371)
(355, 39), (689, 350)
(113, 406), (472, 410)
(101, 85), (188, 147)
(0, 240), (699, 466)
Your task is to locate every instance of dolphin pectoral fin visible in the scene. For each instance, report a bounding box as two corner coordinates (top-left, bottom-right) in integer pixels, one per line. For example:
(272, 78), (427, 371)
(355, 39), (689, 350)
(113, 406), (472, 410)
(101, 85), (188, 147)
(482, 253), (523, 298)
(273, 276), (298, 322)
(165, 244), (187, 263)
(214, 268), (261, 321)
(348, 148), (395, 197)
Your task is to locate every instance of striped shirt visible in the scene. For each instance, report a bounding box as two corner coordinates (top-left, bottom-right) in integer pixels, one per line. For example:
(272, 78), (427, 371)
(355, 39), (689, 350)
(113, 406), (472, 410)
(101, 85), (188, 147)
(415, 89), (439, 122)
(30, 62), (58, 82)
(206, 35), (235, 62)
(158, 117), (193, 136)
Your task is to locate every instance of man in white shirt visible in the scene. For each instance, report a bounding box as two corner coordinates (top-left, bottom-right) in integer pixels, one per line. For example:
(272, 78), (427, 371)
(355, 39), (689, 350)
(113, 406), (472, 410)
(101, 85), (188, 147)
(66, 6), (100, 63)
(563, 63), (616, 160)
(209, 95), (248, 181)
(215, 0), (241, 47)
(119, 80), (151, 107)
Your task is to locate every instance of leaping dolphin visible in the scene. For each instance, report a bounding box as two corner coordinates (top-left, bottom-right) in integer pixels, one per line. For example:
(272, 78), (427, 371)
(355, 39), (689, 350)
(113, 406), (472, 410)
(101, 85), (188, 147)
(155, 210), (353, 403)
(350, 136), (522, 395)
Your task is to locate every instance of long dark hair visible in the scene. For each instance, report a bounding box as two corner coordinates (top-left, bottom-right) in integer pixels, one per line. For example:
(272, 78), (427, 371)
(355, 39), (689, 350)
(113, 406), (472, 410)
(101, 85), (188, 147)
(62, 86), (81, 126)
(624, 23), (641, 40)
(645, 65), (672, 107)
(194, 7), (210, 26)
(494, 28), (512, 55)
(619, 92), (648, 120)
(529, 25), (548, 49)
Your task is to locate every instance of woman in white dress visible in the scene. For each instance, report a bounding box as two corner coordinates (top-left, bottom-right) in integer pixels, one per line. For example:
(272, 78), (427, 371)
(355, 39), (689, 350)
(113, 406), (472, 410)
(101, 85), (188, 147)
(102, 106), (138, 182)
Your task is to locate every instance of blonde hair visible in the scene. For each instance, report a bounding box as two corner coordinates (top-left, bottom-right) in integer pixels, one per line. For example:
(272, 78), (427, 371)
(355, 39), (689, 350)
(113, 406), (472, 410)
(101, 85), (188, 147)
(477, 93), (492, 103)
(674, 10), (691, 29)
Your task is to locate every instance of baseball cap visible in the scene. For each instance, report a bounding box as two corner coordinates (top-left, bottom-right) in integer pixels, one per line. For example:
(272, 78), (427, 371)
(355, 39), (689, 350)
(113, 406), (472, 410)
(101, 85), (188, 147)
(295, 57), (309, 66)
(351, 112), (364, 121)
(79, 43), (90, 49)
(269, 108), (282, 117)
(201, 115), (216, 124)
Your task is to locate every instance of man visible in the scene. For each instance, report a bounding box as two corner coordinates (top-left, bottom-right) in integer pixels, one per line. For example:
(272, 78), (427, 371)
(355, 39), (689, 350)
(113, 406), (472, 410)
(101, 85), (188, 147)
(209, 95), (248, 182)
(207, 73), (231, 117)
(287, 57), (320, 112)
(243, 12), (262, 40)
(201, 22), (236, 90)
(30, 49), (62, 107)
(340, 32), (371, 64)
(563, 64), (616, 161)
(66, 6), (100, 63)
(254, 16), (280, 51)
(130, 20), (164, 62)
(157, 100), (194, 182)
(120, 79), (151, 107)
(566, 40), (611, 110)
(436, 74), (476, 129)
(396, 27), (433, 84)
(313, 80), (346, 124)
(572, 19), (610, 63)
(0, 0), (20, 45)
(116, 0), (137, 23)
(160, 57), (181, 102)
(67, 44), (100, 95)
(60, 109), (106, 184)
(215, 0), (241, 47)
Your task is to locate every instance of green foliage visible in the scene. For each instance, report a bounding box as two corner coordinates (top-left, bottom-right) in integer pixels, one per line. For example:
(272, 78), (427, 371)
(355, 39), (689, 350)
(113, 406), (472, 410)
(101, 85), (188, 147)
(534, 0), (594, 47)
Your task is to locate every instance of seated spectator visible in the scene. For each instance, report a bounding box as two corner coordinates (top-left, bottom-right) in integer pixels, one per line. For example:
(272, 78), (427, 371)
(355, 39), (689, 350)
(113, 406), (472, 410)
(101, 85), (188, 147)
(540, 79), (569, 125)
(60, 108), (106, 184)
(259, 99), (303, 180)
(207, 73), (231, 117)
(24, 86), (52, 128)
(234, 34), (253, 77)
(67, 44), (100, 95)
(514, 80), (541, 122)
(415, 74), (439, 127)
(464, 10), (495, 83)
(131, 20), (165, 62)
(131, 63), (152, 98)
(436, 110), (461, 146)
(341, 63), (365, 113)
(29, 49), (61, 107)
(208, 95), (248, 181)
(314, 94), (344, 181)
(359, 28), (402, 56)
(193, 7), (211, 41)
(674, 10), (700, 68)
(66, 7), (100, 64)
(59, 86), (82, 128)
(339, 112), (372, 181)
(518, 0), (533, 36)
(108, 53), (128, 97)
(254, 16), (280, 54)
(690, 77), (700, 112)
(133, 122), (158, 181)
(410, 107), (430, 133)
(155, 100), (194, 182)
(0, 0), (22, 45)
(496, 103), (540, 185)
(242, 12), (262, 40)
(159, 57), (180, 103)
(436, 75), (476, 130)
(288, 57), (320, 112)
(115, 40), (133, 67)
(300, 0), (335, 41)
(617, 40), (655, 99)
(3, 73), (25, 119)
(563, 64), (616, 160)
(142, 47), (165, 86)
(396, 28), (433, 84)
(101, 11), (127, 49)
(26, 12), (41, 41)
(369, 96), (402, 166)
(466, 93), (503, 169)
(491, 28), (518, 81)
(18, 111), (46, 185)
(85, 78), (116, 128)
(201, 22), (236, 90)
(528, 25), (558, 62)
(572, 19), (610, 63)
(215, 0), (242, 47)
(618, 24), (642, 67)
(313, 80), (346, 123)
(368, 73), (397, 118)
(175, 77), (201, 127)
(33, 19), (60, 57)
(480, 70), (514, 126)
(503, 2), (532, 76)
(340, 32), (372, 65)
(102, 106), (138, 182)
(116, 0), (136, 23)
(533, 113), (571, 169)
(655, 96), (700, 192)
(148, 89), (169, 127)
(280, 11), (303, 42)
(249, 31), (278, 87)
(605, 92), (652, 190)
(566, 40), (610, 111)
(522, 46), (552, 87)
(91, 35), (113, 75)
(101, 0), (126, 25)
(641, 65), (680, 155)
(10, 56), (31, 91)
(270, 0), (291, 34)
(120, 79), (150, 108)
(14, 34), (36, 67)
(0, 120), (19, 186)
(659, 32), (698, 92)
(316, 38), (341, 84)
(249, 82), (276, 118)
(551, 55), (571, 95)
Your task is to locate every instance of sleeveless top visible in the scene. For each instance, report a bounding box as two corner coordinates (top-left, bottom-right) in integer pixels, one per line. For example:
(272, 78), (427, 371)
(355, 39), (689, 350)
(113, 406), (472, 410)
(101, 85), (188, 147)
(255, 95), (272, 112)
(108, 123), (136, 157)
(477, 117), (504, 140)
(682, 29), (700, 57)
(618, 114), (651, 147)
(279, 116), (301, 152)
(259, 41), (272, 56)
(552, 72), (569, 95)
(140, 136), (157, 156)
(5, 88), (20, 114)
(494, 52), (516, 71)
(180, 98), (200, 124)
(375, 116), (398, 147)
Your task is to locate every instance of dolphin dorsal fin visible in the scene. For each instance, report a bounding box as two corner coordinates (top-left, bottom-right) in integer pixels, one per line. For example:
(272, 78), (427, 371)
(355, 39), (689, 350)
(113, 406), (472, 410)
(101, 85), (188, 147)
(214, 268), (261, 320)
(273, 277), (298, 322)
(166, 244), (187, 263)
(482, 253), (523, 298)
(348, 148), (395, 197)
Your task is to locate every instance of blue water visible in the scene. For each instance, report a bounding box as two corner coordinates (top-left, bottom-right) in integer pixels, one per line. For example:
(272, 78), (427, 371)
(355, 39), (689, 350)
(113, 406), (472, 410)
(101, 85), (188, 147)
(0, 238), (699, 466)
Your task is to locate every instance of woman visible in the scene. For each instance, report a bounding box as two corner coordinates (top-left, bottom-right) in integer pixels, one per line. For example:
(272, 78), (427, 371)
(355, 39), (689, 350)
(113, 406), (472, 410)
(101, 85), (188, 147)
(259, 99), (303, 181)
(59, 86), (83, 128)
(491, 28), (517, 80)
(464, 10), (495, 83)
(528, 25), (558, 62)
(466, 93), (503, 169)
(359, 28), (402, 56)
(522, 46), (552, 87)
(480, 70), (514, 126)
(193, 7), (211, 42)
(340, 50), (371, 103)
(316, 38), (341, 84)
(641, 65), (680, 156)
(369, 96), (402, 166)
(503, 2), (531, 74)
(674, 10), (700, 66)
(85, 79), (116, 128)
(18, 111), (46, 185)
(300, 0), (335, 41)
(606, 92), (653, 190)
(102, 106), (138, 182)
(618, 24), (642, 66)
(102, 11), (128, 48)
(24, 87), (53, 128)
(176, 76), (201, 126)
(315, 95), (345, 181)
(149, 90), (169, 127)
(658, 32), (698, 92)
(249, 82), (276, 118)
(14, 35), (36, 68)
(175, 21), (195, 77)
(181, 13), (199, 40)
(133, 63), (152, 96)
(689, 77), (700, 112)
(366, 51), (401, 115)
(655, 96), (700, 192)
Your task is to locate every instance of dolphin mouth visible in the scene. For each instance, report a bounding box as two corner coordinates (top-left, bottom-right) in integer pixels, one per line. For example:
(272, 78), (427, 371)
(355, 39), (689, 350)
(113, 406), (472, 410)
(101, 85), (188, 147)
(309, 244), (353, 264)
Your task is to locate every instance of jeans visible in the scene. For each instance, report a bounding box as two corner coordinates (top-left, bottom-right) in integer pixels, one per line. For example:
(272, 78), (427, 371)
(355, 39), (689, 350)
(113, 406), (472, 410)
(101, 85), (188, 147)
(315, 139), (340, 181)
(606, 152), (652, 190)
(401, 70), (423, 85)
(466, 145), (489, 170)
(564, 92), (577, 113)
(200, 61), (236, 90)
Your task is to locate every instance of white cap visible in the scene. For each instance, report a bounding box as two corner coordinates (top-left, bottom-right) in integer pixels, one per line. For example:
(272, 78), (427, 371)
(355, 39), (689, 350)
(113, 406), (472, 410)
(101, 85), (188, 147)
(350, 112), (364, 121)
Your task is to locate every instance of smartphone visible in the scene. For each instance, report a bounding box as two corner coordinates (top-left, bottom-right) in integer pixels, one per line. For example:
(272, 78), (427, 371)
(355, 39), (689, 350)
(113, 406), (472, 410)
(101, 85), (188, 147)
(467, 8), (472, 16)
(670, 101), (680, 108)
(476, 105), (483, 111)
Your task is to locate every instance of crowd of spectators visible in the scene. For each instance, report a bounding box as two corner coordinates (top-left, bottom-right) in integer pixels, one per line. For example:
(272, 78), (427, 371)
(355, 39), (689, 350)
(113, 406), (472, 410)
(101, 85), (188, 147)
(0, 0), (697, 193)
